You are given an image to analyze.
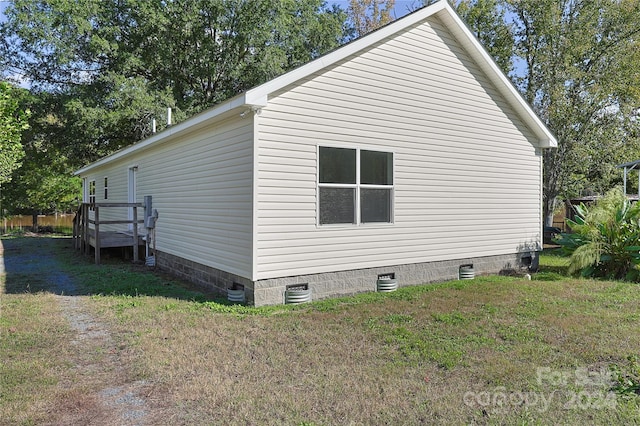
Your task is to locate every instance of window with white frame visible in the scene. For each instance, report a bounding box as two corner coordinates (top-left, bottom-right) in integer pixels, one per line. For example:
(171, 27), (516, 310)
(104, 177), (108, 199)
(89, 180), (96, 210)
(318, 146), (393, 225)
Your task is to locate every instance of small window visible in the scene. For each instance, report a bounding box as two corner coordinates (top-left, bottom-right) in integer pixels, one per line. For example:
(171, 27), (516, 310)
(89, 180), (96, 211)
(360, 149), (393, 224)
(319, 187), (356, 224)
(104, 177), (108, 199)
(361, 188), (392, 223)
(318, 146), (393, 225)
(319, 147), (356, 184)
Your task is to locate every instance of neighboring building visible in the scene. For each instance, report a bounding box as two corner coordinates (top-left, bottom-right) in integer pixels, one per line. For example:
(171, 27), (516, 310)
(75, 0), (557, 306)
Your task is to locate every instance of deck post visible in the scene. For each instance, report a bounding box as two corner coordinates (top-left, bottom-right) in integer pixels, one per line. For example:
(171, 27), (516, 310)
(79, 204), (84, 254)
(82, 204), (89, 255)
(95, 205), (101, 264)
(132, 205), (139, 262)
(76, 204), (84, 251)
(75, 202), (145, 264)
(73, 209), (78, 250)
(77, 206), (82, 251)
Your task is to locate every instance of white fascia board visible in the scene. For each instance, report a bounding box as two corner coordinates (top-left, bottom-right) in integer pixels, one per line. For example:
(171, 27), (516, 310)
(74, 93), (258, 176)
(436, 4), (557, 149)
(244, 0), (448, 105)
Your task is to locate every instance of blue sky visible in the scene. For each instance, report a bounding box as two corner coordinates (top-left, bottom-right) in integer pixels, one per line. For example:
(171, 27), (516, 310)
(0, 1), (7, 23)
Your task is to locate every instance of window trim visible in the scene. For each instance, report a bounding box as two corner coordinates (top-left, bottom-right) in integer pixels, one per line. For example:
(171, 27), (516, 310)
(82, 177), (89, 202)
(88, 179), (96, 211)
(317, 145), (394, 227)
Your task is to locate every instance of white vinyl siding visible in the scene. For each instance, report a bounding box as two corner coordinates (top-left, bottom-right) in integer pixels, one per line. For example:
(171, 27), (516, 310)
(254, 16), (542, 279)
(80, 116), (254, 278)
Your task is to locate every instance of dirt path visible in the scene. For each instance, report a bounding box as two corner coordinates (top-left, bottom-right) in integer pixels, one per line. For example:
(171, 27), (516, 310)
(1, 237), (159, 425)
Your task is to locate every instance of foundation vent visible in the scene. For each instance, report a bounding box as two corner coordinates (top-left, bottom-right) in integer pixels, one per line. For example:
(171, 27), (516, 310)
(285, 283), (311, 304)
(227, 283), (245, 304)
(377, 273), (398, 292)
(459, 264), (475, 280)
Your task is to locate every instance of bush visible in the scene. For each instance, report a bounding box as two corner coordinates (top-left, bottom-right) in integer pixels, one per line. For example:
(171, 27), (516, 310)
(555, 188), (640, 280)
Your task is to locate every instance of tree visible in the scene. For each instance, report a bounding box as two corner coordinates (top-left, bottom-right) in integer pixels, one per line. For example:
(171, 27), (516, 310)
(505, 0), (640, 223)
(1, 146), (82, 216)
(1, 92), (83, 218)
(348, 0), (396, 37)
(60, 75), (179, 165)
(138, 0), (349, 111)
(0, 0), (349, 166)
(455, 0), (513, 72)
(0, 81), (29, 185)
(0, 0), (350, 217)
(1, 0), (348, 114)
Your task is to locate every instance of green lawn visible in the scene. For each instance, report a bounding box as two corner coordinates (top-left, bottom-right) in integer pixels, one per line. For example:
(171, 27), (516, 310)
(1, 238), (639, 425)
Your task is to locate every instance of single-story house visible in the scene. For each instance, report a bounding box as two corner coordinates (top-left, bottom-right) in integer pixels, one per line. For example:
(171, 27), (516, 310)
(75, 0), (557, 306)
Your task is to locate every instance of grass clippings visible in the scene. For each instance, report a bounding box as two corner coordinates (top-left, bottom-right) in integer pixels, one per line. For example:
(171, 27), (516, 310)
(1, 237), (640, 425)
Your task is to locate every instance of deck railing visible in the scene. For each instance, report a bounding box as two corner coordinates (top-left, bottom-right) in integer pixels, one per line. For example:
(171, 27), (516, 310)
(73, 202), (145, 264)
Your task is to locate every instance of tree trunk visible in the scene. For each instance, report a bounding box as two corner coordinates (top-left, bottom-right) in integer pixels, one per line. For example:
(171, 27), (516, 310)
(32, 212), (38, 232)
(543, 195), (560, 227)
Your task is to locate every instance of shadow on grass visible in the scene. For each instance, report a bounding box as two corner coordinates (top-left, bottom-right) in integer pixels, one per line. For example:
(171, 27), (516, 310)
(0, 236), (221, 303)
(539, 247), (570, 277)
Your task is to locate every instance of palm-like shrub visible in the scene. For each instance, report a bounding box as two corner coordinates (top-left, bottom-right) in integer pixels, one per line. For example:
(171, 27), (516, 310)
(555, 188), (640, 280)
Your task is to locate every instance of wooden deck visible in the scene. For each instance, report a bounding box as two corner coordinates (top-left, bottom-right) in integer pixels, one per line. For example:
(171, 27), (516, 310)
(73, 202), (146, 264)
(86, 229), (145, 249)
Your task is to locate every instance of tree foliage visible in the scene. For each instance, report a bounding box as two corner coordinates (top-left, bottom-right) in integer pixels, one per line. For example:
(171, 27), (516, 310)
(1, 92), (82, 215)
(1, 0), (348, 112)
(455, 0), (513, 72)
(0, 0), (348, 164)
(348, 0), (396, 37)
(1, 148), (82, 215)
(505, 0), (640, 222)
(0, 0), (349, 214)
(61, 75), (179, 163)
(0, 81), (29, 185)
(556, 187), (640, 281)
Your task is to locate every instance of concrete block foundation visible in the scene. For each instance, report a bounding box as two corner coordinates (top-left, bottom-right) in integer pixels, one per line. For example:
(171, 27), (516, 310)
(156, 250), (538, 307)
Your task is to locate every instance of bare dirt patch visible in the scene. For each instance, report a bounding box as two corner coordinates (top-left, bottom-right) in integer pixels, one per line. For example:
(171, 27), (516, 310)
(0, 237), (160, 425)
